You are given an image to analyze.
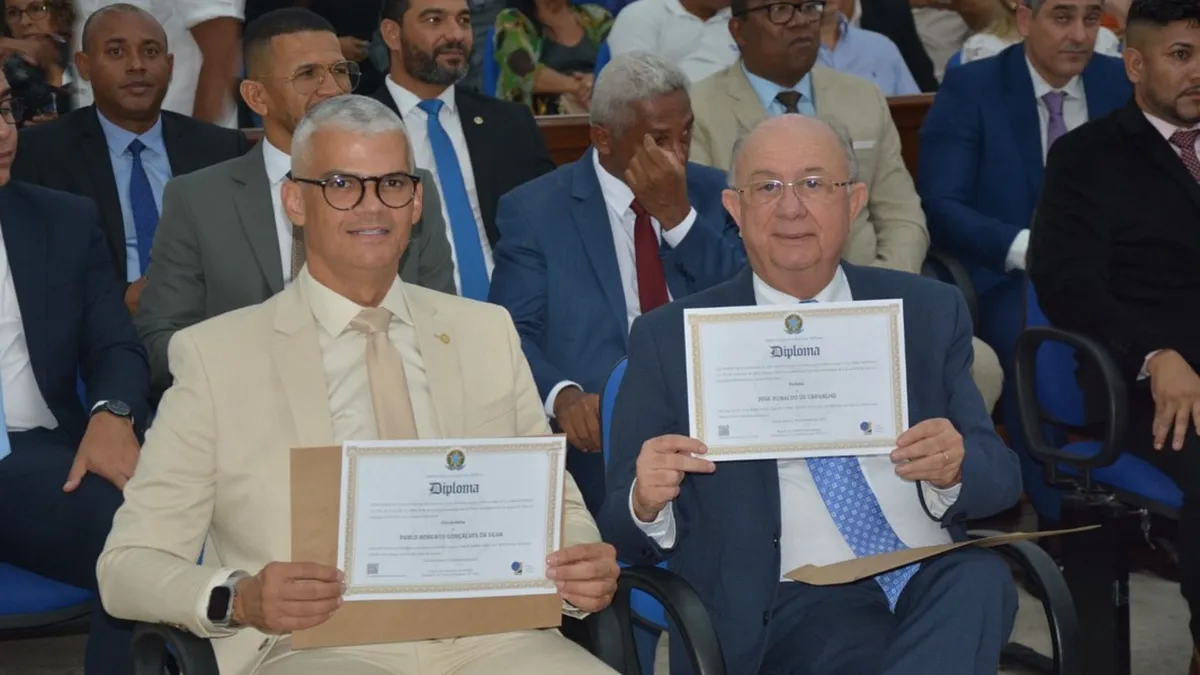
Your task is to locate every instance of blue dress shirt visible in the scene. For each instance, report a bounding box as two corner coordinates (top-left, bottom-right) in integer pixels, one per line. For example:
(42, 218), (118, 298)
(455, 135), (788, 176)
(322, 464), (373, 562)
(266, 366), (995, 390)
(817, 15), (920, 96)
(743, 63), (817, 118)
(96, 111), (172, 282)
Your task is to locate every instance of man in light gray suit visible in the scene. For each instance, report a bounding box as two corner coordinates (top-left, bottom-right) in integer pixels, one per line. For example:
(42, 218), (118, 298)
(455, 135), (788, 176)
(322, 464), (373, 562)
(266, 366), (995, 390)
(137, 8), (455, 396)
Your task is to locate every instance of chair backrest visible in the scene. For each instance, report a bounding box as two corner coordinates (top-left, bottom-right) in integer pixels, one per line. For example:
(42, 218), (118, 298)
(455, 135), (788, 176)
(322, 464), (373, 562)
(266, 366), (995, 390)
(594, 40), (612, 80)
(946, 49), (963, 70)
(1025, 284), (1088, 427)
(483, 26), (500, 97)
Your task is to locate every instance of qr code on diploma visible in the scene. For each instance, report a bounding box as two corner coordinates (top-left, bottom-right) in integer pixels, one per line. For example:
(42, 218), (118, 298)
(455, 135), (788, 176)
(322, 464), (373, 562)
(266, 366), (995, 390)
(718, 425), (730, 437)
(367, 563), (378, 575)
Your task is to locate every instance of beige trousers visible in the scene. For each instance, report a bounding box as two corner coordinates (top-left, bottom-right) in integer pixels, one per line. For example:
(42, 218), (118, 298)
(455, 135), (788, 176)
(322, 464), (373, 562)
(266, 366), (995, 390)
(969, 337), (1004, 415)
(256, 630), (617, 675)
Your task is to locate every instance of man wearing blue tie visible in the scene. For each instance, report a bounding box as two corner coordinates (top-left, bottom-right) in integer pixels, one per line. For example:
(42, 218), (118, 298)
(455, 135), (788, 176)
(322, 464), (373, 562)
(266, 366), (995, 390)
(599, 114), (1021, 675)
(0, 66), (151, 675)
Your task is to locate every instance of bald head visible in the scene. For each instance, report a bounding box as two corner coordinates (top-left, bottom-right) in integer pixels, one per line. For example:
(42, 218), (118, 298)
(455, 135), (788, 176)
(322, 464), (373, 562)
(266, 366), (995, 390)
(81, 3), (166, 53)
(729, 115), (859, 189)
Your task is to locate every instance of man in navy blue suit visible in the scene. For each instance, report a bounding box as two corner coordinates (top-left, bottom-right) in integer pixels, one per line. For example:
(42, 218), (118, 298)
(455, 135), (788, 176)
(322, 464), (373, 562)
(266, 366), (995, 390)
(599, 114), (1022, 675)
(0, 67), (151, 674)
(489, 51), (746, 512)
(917, 0), (1130, 380)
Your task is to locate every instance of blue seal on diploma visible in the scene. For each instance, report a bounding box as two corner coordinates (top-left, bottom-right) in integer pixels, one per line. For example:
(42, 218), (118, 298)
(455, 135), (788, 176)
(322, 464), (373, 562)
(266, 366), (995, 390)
(446, 449), (466, 471)
(511, 561), (523, 575)
(860, 421), (873, 435)
(784, 314), (804, 334)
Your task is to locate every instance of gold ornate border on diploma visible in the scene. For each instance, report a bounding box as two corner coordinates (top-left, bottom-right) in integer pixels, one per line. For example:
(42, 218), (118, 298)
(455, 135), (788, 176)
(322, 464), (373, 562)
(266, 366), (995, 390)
(687, 304), (904, 457)
(341, 442), (561, 597)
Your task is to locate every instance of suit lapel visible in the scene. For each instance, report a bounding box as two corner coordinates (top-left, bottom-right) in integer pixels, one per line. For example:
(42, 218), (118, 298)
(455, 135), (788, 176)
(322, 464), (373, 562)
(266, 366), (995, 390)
(270, 284), (335, 447)
(728, 65), (768, 150)
(231, 146), (286, 294)
(0, 186), (48, 394)
(1001, 46), (1046, 202)
(456, 90), (500, 246)
(1119, 101), (1200, 214)
(161, 113), (198, 176)
(370, 83), (401, 116)
(570, 152), (629, 336)
(407, 289), (465, 438)
(78, 107), (127, 276)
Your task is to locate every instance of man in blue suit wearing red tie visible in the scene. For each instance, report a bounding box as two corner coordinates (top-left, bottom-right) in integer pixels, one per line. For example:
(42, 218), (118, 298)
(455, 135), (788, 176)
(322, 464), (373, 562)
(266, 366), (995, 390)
(917, 0), (1130, 383)
(489, 52), (746, 512)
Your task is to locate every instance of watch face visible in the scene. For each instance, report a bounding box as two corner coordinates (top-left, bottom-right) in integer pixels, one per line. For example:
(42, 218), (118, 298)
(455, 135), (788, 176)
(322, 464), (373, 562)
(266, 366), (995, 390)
(206, 586), (232, 622)
(106, 401), (132, 417)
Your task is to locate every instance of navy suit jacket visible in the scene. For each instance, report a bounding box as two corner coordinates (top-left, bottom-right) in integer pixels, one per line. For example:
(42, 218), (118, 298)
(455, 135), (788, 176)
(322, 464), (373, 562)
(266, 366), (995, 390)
(596, 264), (1021, 675)
(1, 182), (150, 441)
(917, 44), (1129, 294)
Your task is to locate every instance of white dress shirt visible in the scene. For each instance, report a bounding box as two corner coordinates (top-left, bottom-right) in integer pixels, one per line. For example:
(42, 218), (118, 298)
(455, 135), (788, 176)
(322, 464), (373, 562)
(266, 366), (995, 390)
(1005, 57), (1090, 273)
(260, 138), (297, 288)
(634, 268), (960, 578)
(73, 0), (243, 128)
(384, 79), (493, 296)
(606, 0), (739, 83)
(0, 222), (57, 432)
(543, 153), (698, 417)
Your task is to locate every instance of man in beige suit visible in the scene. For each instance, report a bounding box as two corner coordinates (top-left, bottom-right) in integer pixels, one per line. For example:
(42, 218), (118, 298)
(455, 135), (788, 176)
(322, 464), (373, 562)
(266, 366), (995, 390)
(687, 0), (1002, 412)
(97, 95), (620, 675)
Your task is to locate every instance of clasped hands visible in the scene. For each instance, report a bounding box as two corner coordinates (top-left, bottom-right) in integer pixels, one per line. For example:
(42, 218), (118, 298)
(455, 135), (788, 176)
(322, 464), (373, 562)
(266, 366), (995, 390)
(233, 543), (620, 635)
(631, 419), (965, 523)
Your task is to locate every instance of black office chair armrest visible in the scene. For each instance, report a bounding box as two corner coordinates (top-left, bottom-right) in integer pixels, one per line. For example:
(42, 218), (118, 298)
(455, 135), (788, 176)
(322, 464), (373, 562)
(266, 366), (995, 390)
(610, 565), (726, 675)
(1013, 326), (1128, 481)
(132, 622), (219, 675)
(969, 529), (1080, 675)
(921, 249), (979, 331)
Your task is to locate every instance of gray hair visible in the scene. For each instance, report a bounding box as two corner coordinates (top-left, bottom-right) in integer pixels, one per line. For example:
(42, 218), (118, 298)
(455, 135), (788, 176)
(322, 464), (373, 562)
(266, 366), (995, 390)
(590, 51), (690, 138)
(727, 115), (861, 187)
(291, 95), (414, 175)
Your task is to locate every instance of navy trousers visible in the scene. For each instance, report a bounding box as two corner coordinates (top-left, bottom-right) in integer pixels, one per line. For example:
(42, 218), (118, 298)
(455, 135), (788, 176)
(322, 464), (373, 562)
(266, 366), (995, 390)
(0, 428), (132, 675)
(760, 547), (1018, 675)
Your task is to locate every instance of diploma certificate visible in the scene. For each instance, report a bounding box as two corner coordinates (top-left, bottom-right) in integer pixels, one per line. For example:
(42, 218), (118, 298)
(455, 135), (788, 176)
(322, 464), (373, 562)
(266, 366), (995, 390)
(684, 300), (908, 461)
(336, 437), (566, 602)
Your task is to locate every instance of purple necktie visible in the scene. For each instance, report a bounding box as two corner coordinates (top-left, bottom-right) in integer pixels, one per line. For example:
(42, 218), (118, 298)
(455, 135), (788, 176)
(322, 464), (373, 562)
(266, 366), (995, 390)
(1043, 91), (1068, 152)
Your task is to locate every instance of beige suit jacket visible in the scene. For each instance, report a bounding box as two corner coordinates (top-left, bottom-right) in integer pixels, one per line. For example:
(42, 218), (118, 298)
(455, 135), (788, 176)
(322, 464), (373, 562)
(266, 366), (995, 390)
(690, 62), (930, 275)
(97, 281), (600, 675)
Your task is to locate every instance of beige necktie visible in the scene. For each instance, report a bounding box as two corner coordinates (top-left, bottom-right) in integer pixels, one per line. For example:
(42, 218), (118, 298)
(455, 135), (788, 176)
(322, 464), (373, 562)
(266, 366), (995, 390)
(290, 225), (305, 280)
(349, 307), (418, 440)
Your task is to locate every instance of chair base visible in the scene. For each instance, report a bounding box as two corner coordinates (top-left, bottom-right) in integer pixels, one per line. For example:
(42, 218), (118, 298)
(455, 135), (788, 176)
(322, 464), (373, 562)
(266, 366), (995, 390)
(1001, 642), (1056, 674)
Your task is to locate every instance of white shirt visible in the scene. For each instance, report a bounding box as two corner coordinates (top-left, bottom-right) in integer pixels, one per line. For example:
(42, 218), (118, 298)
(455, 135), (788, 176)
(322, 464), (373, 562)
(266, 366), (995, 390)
(0, 222), (57, 432)
(633, 268), (960, 577)
(911, 8), (970, 81)
(1005, 57), (1089, 272)
(260, 138), (296, 288)
(960, 28), (1122, 66)
(543, 153), (698, 416)
(383, 79), (493, 296)
(606, 0), (739, 83)
(73, 0), (243, 128)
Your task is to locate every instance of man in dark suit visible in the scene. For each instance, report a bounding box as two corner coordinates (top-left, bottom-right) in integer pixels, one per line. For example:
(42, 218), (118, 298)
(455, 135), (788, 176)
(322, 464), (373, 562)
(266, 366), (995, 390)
(489, 52), (746, 512)
(0, 68), (151, 675)
(371, 0), (556, 301)
(11, 4), (250, 309)
(1029, 0), (1200, 666)
(599, 114), (1021, 675)
(917, 0), (1130, 379)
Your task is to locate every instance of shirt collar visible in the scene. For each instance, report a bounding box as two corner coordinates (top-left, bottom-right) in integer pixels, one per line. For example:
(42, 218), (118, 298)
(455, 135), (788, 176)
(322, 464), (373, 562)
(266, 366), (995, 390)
(592, 151), (635, 216)
(261, 137), (292, 186)
(1143, 111), (1200, 143)
(95, 108), (165, 157)
(752, 266), (850, 305)
(1025, 55), (1085, 102)
(385, 75), (457, 117)
(299, 265), (414, 338)
(820, 14), (852, 54)
(742, 61), (815, 113)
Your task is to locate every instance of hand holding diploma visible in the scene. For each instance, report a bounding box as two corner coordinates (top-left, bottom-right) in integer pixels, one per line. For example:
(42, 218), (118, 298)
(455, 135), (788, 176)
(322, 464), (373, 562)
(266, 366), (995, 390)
(233, 562), (346, 634)
(890, 419), (965, 489)
(546, 543), (620, 612)
(631, 435), (716, 523)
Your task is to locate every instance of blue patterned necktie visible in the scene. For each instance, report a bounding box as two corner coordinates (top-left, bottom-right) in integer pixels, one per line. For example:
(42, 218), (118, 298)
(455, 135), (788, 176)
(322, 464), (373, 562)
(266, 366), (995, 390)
(416, 99), (489, 301)
(798, 298), (917, 610)
(128, 139), (159, 276)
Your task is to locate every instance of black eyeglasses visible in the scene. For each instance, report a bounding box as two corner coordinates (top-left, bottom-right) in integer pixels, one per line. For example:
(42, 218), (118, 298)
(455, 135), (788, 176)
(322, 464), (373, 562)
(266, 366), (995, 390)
(288, 172), (421, 211)
(738, 0), (826, 24)
(4, 2), (50, 23)
(0, 98), (24, 126)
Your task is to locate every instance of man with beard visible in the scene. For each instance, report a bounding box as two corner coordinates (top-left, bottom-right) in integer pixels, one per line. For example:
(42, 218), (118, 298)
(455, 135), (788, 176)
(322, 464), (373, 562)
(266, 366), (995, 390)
(12, 4), (250, 305)
(136, 8), (453, 399)
(1029, 0), (1200, 669)
(371, 0), (556, 301)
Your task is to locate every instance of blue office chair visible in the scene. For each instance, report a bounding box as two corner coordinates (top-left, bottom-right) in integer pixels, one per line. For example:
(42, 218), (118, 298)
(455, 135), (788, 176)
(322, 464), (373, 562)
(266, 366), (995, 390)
(483, 26), (500, 97)
(1013, 283), (1182, 675)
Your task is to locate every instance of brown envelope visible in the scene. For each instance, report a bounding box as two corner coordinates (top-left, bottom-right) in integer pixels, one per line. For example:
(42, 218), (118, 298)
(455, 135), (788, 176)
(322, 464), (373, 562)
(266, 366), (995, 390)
(785, 526), (1099, 585)
(289, 446), (562, 649)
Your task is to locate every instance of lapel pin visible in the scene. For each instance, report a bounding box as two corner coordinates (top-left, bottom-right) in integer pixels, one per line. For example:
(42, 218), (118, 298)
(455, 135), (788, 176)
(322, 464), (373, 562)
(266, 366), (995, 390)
(473, 116), (483, 125)
(437, 333), (451, 344)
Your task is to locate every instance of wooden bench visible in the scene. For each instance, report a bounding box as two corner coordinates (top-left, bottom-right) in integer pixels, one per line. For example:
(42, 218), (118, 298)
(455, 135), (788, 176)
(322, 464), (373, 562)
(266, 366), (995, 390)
(242, 93), (934, 176)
